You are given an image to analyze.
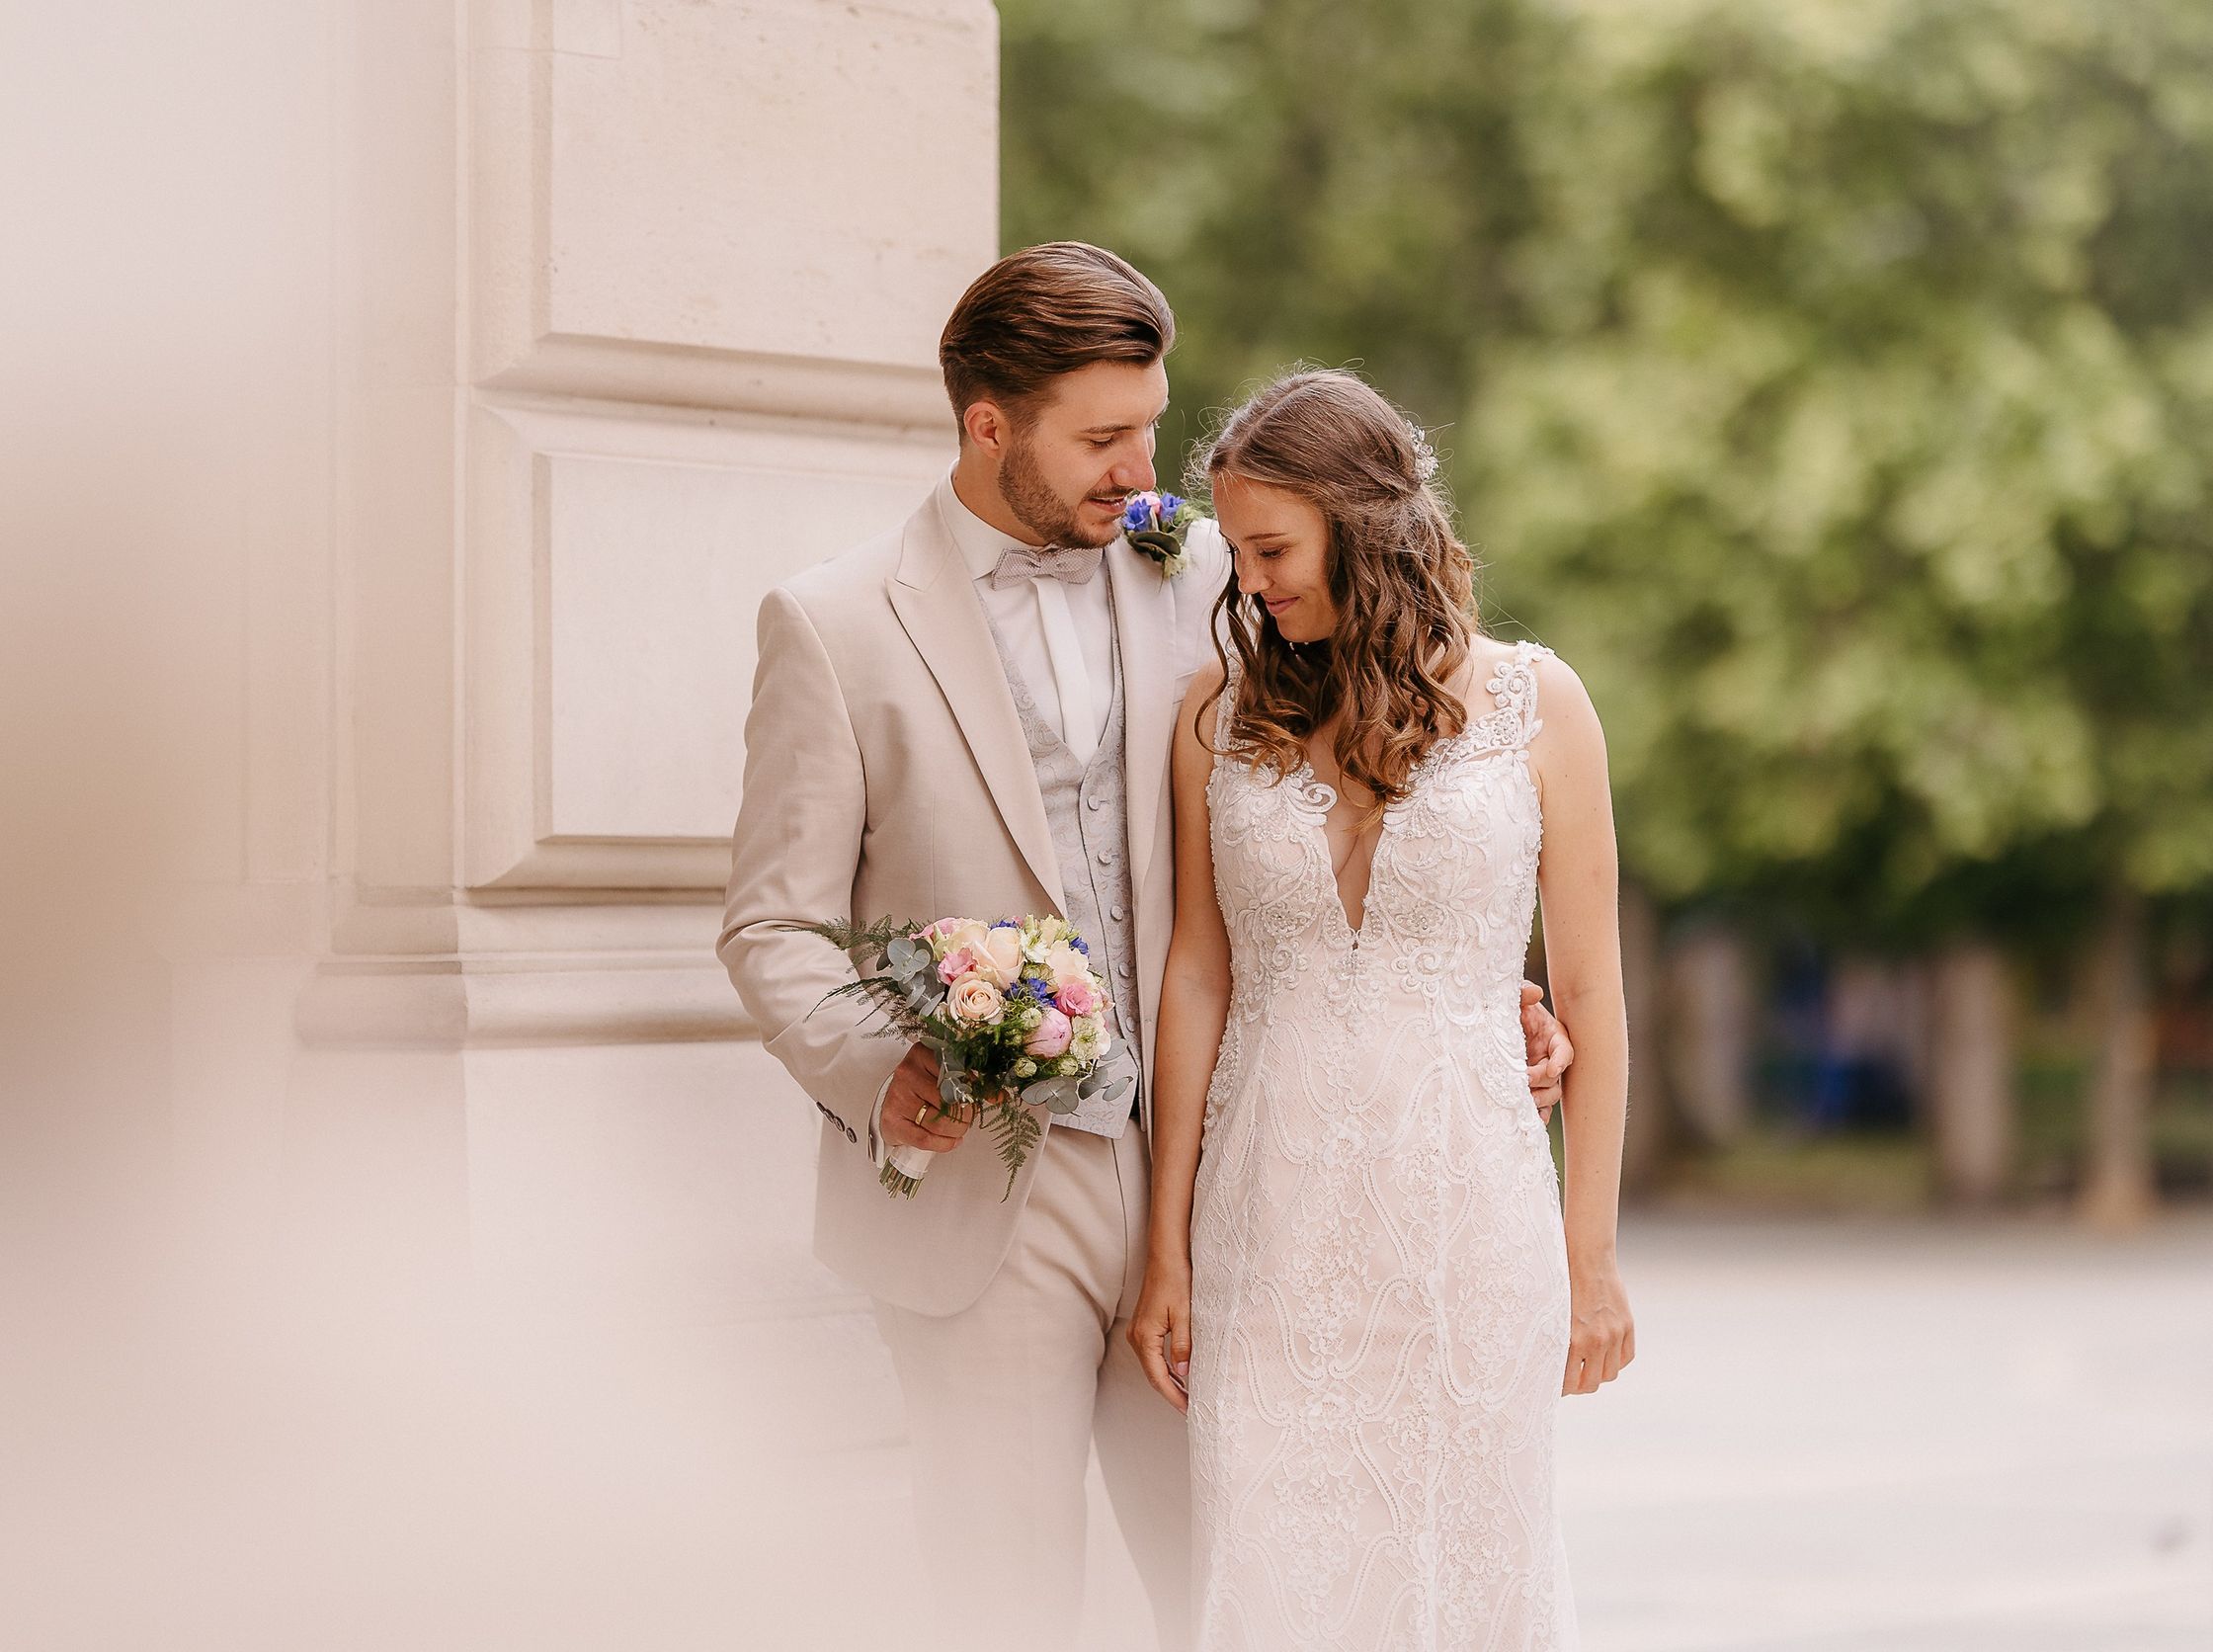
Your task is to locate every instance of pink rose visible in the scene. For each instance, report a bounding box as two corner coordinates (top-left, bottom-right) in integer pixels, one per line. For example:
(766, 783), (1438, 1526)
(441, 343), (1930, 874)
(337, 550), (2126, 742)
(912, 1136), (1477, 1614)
(1024, 1007), (1072, 1058)
(1055, 976), (1100, 1018)
(937, 947), (976, 985)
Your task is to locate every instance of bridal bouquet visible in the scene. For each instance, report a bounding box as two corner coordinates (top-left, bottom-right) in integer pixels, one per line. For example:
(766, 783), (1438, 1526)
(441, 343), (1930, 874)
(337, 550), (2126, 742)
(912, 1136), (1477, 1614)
(784, 914), (1132, 1198)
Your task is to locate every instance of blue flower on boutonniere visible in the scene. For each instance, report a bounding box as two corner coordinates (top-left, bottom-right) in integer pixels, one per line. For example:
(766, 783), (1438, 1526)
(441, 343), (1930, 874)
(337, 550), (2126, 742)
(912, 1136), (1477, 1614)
(1120, 490), (1200, 580)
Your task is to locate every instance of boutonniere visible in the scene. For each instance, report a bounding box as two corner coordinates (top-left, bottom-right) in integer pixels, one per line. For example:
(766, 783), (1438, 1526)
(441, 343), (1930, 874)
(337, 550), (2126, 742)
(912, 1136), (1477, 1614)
(1120, 490), (1201, 580)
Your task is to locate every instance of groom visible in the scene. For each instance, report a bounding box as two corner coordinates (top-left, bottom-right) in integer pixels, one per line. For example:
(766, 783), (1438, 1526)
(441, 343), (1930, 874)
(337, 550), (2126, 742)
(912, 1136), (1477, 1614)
(718, 242), (1571, 1650)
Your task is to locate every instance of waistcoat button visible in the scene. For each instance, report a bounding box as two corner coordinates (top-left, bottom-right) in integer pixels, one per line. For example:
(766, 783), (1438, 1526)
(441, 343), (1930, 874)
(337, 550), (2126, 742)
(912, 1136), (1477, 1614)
(1109, 903), (1126, 922)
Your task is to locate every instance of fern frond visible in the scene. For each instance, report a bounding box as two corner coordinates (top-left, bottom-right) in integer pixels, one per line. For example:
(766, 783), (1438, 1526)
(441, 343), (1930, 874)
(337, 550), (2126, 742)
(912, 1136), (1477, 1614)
(773, 916), (930, 956)
(982, 1102), (1044, 1201)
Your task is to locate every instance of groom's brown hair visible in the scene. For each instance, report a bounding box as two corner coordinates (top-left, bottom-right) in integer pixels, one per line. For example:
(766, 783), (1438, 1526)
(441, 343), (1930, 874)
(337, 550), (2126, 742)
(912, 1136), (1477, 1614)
(939, 242), (1175, 427)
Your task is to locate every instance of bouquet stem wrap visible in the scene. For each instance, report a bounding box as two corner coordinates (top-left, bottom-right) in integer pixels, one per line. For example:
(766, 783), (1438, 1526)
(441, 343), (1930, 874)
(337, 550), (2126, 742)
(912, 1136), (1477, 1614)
(881, 1140), (938, 1199)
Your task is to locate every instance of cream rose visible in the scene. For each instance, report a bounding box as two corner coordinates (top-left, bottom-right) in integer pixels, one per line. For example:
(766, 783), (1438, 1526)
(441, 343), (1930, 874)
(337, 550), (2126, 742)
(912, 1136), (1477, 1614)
(932, 919), (991, 962)
(946, 975), (1006, 1026)
(968, 924), (1025, 988)
(1041, 941), (1092, 987)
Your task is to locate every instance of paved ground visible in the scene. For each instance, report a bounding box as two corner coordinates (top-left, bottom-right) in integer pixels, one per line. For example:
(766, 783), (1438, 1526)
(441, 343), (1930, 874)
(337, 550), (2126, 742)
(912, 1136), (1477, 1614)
(1547, 1210), (2212, 1652)
(17, 1184), (2203, 1649)
(1069, 1208), (2213, 1651)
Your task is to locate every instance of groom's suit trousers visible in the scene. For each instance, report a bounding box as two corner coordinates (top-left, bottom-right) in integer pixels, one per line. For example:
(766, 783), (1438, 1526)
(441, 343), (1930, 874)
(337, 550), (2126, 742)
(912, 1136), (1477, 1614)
(872, 1118), (1191, 1652)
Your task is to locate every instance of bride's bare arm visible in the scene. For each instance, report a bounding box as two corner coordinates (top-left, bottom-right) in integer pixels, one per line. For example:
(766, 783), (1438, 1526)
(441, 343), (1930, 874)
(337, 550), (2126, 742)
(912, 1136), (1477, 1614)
(1528, 651), (1637, 1395)
(1128, 660), (1234, 1412)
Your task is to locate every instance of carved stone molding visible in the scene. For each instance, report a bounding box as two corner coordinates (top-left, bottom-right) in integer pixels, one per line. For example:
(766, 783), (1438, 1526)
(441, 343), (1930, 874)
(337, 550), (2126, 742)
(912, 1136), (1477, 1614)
(463, 396), (949, 892)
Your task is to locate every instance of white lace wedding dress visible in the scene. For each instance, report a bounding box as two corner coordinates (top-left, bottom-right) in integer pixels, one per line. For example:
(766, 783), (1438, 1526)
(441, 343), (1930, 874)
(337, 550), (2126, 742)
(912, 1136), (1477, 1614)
(1188, 639), (1578, 1651)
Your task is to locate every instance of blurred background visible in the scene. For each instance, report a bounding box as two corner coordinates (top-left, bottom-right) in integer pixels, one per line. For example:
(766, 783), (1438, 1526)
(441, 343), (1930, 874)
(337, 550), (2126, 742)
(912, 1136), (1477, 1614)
(0, 2), (2206, 1649)
(1000, 0), (2213, 1230)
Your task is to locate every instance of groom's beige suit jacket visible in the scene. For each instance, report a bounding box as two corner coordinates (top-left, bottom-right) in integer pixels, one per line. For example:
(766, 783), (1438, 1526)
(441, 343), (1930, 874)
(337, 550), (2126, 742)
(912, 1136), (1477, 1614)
(718, 487), (1229, 1317)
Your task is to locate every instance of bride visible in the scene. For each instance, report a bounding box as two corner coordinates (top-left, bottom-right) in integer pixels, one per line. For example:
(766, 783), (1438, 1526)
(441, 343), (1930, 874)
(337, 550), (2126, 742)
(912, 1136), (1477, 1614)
(1130, 370), (1634, 1650)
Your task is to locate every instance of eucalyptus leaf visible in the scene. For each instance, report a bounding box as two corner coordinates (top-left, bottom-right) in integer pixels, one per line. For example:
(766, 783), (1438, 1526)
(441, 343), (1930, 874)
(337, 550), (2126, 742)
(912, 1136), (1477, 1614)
(1023, 1075), (1082, 1115)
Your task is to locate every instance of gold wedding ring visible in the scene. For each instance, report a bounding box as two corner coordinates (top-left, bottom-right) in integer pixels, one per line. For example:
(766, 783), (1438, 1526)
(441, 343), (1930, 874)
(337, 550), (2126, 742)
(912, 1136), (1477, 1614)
(916, 1103), (929, 1125)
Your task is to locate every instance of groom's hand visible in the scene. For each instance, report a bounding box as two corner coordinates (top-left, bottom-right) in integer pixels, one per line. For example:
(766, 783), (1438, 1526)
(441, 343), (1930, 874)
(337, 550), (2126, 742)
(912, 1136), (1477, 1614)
(878, 1044), (975, 1155)
(1520, 983), (1572, 1123)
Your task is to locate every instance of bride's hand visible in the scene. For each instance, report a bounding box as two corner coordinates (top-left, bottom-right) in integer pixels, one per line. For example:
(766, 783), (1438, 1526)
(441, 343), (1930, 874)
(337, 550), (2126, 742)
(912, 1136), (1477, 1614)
(1562, 1257), (1634, 1396)
(1128, 1255), (1193, 1414)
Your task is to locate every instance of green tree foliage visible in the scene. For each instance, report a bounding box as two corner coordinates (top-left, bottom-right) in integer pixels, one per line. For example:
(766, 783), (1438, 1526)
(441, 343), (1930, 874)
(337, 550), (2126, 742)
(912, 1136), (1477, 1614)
(1475, 0), (2213, 943)
(1003, 0), (1559, 457)
(1000, 0), (2213, 944)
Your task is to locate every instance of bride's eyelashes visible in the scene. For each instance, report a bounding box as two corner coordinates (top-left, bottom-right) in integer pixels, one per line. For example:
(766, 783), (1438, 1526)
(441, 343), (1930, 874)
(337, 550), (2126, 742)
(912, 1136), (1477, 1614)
(1223, 537), (1285, 561)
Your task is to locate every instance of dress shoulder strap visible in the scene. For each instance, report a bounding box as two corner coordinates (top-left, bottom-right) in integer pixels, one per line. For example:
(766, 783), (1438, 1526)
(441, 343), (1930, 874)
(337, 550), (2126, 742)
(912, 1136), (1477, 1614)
(1466, 637), (1552, 754)
(1205, 649), (1243, 767)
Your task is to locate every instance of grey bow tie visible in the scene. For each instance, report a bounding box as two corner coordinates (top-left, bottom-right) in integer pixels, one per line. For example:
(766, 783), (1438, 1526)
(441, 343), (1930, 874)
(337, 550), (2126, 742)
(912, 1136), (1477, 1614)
(990, 542), (1105, 589)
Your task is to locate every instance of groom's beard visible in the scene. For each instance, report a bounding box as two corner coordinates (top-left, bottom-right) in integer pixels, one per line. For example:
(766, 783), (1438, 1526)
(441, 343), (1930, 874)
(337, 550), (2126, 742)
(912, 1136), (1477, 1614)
(1000, 432), (1118, 549)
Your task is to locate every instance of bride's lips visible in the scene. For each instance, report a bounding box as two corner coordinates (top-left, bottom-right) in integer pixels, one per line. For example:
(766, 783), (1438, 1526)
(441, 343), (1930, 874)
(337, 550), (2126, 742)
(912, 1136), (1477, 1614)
(1264, 596), (1296, 616)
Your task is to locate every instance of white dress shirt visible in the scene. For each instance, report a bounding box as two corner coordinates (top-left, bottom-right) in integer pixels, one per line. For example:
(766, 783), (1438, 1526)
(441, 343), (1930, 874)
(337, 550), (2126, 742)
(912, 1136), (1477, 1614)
(869, 469), (1117, 1165)
(935, 469), (1114, 758)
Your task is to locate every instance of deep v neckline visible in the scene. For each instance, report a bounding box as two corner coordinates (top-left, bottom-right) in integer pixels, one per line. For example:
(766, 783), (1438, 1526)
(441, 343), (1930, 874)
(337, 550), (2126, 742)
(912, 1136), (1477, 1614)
(1228, 642), (1543, 950)
(1289, 726), (1476, 949)
(1287, 658), (1498, 946)
(1292, 761), (1388, 942)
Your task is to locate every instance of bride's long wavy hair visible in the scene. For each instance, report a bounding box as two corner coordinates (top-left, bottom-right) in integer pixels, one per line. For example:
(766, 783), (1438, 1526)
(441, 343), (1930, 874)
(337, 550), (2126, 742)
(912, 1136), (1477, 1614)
(1193, 369), (1483, 808)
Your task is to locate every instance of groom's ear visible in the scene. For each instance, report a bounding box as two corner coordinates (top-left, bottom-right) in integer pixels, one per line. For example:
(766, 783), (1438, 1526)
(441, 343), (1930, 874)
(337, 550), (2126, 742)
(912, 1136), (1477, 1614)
(961, 396), (1021, 457)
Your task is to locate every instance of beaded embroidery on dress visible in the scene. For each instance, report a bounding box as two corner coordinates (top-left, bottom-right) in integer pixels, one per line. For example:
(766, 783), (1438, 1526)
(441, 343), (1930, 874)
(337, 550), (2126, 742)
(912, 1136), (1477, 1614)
(1188, 637), (1578, 1651)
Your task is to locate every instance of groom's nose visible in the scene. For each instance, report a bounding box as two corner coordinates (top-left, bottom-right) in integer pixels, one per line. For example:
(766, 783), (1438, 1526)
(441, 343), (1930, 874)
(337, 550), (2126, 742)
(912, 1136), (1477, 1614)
(1107, 448), (1155, 494)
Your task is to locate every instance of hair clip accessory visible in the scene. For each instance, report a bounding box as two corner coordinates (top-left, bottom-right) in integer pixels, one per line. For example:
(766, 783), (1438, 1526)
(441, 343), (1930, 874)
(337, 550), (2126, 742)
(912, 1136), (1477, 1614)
(1406, 420), (1439, 484)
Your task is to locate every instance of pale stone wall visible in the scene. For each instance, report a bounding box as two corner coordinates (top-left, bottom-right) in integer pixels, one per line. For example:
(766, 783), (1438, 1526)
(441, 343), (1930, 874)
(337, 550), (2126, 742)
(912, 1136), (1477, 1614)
(1, 4), (1142, 1644)
(144, 0), (994, 1329)
(250, 0), (989, 1393)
